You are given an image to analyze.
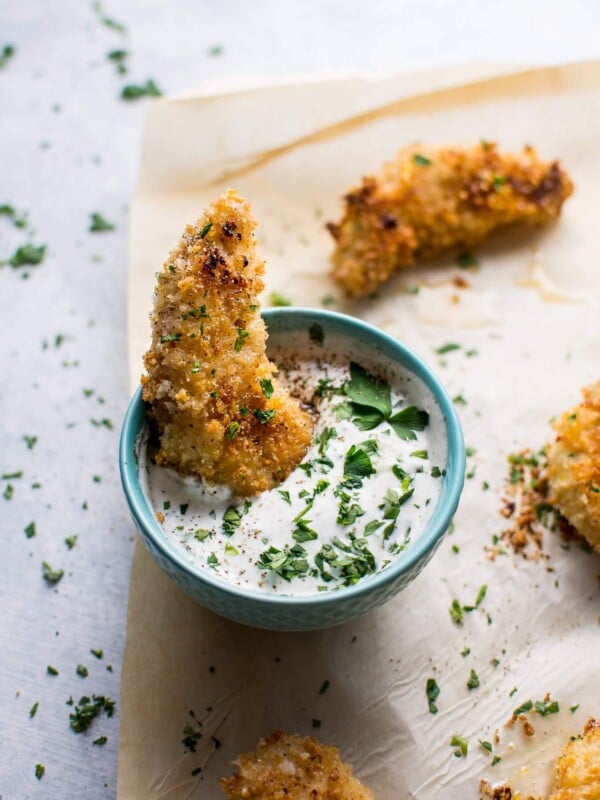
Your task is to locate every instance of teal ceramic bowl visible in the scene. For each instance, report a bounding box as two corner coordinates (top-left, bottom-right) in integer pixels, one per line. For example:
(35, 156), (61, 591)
(119, 308), (465, 631)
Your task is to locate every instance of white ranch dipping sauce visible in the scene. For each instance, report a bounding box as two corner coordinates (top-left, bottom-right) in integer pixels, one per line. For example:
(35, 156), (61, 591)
(139, 331), (446, 597)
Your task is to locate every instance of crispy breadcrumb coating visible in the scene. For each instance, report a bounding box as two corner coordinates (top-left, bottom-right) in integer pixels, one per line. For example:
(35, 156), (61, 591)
(327, 142), (573, 296)
(141, 191), (313, 497)
(219, 731), (374, 800)
(547, 381), (600, 552)
(548, 718), (600, 800)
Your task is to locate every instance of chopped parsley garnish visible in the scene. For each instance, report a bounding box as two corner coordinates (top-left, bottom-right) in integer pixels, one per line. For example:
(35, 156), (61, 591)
(30, 701), (39, 718)
(182, 305), (209, 320)
(90, 649), (103, 659)
(24, 521), (36, 539)
(435, 342), (461, 354)
(292, 519), (318, 543)
(314, 535), (376, 586)
(35, 764), (45, 780)
(254, 408), (276, 424)
(426, 678), (440, 714)
(206, 554), (218, 568)
(450, 734), (468, 758)
(69, 694), (115, 733)
(47, 666), (59, 676)
(193, 529), (212, 542)
(224, 542), (239, 556)
(199, 221), (213, 238)
(160, 333), (181, 343)
(107, 48), (128, 73)
(257, 544), (310, 581)
(270, 292), (291, 307)
(570, 704), (580, 713)
(413, 153), (432, 166)
(410, 449), (428, 459)
(65, 535), (78, 549)
(457, 252), (478, 268)
(340, 443), (376, 489)
(93, 736), (108, 746)
(0, 44), (15, 69)
(23, 435), (37, 449)
(466, 669), (480, 690)
(8, 243), (46, 267)
(225, 421), (240, 440)
(234, 328), (249, 351)
(121, 79), (162, 100)
(479, 740), (493, 753)
(191, 361), (202, 374)
(222, 506), (242, 537)
(319, 680), (330, 695)
(42, 562), (64, 586)
(76, 664), (89, 678)
(309, 323), (325, 345)
(449, 600), (464, 625)
(278, 490), (291, 505)
(259, 378), (274, 398)
(89, 212), (115, 232)
(513, 700), (533, 716)
(535, 698), (560, 716)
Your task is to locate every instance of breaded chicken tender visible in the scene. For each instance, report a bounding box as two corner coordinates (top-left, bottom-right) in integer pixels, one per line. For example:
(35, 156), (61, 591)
(327, 142), (573, 296)
(142, 191), (313, 497)
(548, 719), (600, 800)
(547, 381), (600, 552)
(219, 731), (374, 800)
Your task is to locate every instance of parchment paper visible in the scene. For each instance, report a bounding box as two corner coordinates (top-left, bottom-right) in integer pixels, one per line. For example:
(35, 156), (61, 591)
(119, 63), (600, 799)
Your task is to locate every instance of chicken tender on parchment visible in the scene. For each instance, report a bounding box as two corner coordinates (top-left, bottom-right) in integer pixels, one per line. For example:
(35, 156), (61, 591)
(480, 719), (600, 800)
(548, 718), (600, 800)
(327, 142), (573, 296)
(142, 191), (313, 497)
(219, 731), (374, 800)
(547, 381), (600, 552)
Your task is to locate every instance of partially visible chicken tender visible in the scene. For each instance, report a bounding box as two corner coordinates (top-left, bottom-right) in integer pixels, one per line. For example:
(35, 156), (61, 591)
(327, 142), (573, 296)
(547, 381), (600, 552)
(548, 718), (600, 800)
(479, 719), (600, 800)
(142, 190), (313, 497)
(219, 731), (374, 800)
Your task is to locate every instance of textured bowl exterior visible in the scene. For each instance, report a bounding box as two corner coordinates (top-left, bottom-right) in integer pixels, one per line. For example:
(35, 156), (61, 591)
(120, 308), (465, 631)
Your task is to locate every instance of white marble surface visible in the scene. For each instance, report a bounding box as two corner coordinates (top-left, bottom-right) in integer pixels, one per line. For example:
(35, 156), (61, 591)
(1, 1), (598, 797)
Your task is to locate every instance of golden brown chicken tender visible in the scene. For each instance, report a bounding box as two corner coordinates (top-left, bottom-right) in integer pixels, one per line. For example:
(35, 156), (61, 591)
(327, 142), (573, 297)
(142, 191), (313, 497)
(546, 381), (600, 552)
(219, 731), (374, 800)
(548, 719), (600, 800)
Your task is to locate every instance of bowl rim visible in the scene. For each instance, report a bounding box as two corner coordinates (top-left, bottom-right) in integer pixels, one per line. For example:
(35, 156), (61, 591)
(119, 307), (465, 609)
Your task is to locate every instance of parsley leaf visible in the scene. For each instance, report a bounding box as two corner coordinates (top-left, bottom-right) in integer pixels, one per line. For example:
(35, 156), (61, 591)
(426, 678), (440, 714)
(259, 378), (274, 398)
(8, 243), (46, 267)
(346, 362), (392, 418)
(388, 406), (429, 440)
(450, 734), (468, 758)
(121, 79), (162, 100)
(89, 212), (114, 232)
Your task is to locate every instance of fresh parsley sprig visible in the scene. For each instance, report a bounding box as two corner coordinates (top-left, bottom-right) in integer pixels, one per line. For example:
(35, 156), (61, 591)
(335, 363), (429, 440)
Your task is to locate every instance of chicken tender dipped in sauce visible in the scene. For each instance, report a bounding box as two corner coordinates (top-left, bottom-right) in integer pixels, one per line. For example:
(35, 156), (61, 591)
(547, 381), (600, 553)
(219, 730), (374, 800)
(327, 142), (573, 297)
(142, 191), (313, 497)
